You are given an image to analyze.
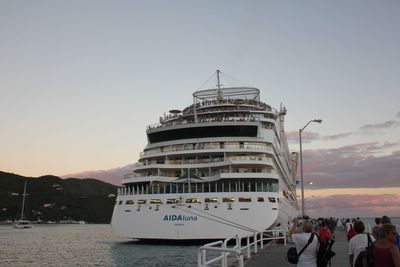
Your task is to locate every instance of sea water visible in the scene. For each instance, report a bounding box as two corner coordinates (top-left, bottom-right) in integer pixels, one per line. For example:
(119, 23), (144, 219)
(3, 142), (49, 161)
(1, 218), (399, 266)
(359, 217), (400, 231)
(0, 224), (199, 267)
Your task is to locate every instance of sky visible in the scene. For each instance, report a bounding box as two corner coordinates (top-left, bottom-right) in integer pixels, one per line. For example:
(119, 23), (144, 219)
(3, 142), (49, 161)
(1, 1), (399, 218)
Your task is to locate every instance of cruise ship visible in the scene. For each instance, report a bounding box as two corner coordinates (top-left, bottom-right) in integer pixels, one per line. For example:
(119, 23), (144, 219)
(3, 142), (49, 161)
(111, 70), (299, 241)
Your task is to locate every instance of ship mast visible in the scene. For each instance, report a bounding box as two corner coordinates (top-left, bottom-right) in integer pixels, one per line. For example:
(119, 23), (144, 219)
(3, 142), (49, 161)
(216, 69), (221, 89)
(216, 69), (223, 101)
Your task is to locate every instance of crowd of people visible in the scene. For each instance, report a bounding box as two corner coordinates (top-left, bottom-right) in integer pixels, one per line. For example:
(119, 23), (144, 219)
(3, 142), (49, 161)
(346, 216), (400, 267)
(288, 215), (400, 267)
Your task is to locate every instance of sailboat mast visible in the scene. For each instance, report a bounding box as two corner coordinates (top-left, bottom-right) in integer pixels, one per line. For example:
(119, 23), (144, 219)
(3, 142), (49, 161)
(21, 181), (27, 220)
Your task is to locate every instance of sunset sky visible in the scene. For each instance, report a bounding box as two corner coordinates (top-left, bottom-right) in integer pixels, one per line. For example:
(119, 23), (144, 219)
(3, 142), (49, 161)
(1, 1), (399, 218)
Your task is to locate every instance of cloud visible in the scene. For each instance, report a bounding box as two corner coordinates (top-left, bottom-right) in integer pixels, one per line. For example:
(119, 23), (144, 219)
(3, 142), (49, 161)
(397, 111), (400, 118)
(300, 142), (400, 189)
(286, 131), (320, 144)
(307, 194), (400, 210)
(304, 193), (400, 218)
(359, 120), (400, 132)
(61, 164), (137, 185)
(287, 119), (400, 144)
(322, 132), (353, 141)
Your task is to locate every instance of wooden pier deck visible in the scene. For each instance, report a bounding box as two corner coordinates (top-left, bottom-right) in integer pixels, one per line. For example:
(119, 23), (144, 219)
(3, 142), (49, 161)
(244, 230), (349, 267)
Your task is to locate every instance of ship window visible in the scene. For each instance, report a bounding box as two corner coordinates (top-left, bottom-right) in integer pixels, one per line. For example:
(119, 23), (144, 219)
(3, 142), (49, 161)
(150, 199), (162, 204)
(126, 200), (135, 205)
(118, 201), (123, 205)
(167, 198), (179, 204)
(238, 197), (252, 202)
(222, 197), (235, 203)
(138, 199), (147, 204)
(257, 197), (265, 202)
(148, 125), (258, 143)
(186, 198), (201, 204)
(204, 197), (218, 203)
(268, 197), (276, 203)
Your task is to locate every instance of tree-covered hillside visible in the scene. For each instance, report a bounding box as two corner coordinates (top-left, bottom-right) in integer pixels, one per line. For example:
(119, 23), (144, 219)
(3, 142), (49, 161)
(0, 171), (117, 223)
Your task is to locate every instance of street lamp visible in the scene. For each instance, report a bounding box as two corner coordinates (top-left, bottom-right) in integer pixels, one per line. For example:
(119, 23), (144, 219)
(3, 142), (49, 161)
(299, 119), (322, 218)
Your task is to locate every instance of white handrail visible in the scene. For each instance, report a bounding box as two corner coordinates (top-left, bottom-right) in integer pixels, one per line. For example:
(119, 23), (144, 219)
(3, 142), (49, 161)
(197, 227), (288, 267)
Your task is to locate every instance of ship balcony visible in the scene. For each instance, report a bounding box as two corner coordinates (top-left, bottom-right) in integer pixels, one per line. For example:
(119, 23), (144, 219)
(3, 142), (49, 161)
(122, 169), (278, 185)
(118, 176), (280, 196)
(139, 142), (274, 159)
(133, 157), (274, 171)
(154, 97), (279, 126)
(147, 112), (277, 130)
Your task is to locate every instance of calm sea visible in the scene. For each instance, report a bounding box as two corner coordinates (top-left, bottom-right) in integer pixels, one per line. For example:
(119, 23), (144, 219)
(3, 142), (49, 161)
(1, 218), (399, 266)
(360, 217), (400, 231)
(0, 224), (199, 267)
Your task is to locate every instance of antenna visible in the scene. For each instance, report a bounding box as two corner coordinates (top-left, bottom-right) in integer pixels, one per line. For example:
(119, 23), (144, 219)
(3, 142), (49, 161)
(216, 69), (221, 89)
(216, 69), (223, 101)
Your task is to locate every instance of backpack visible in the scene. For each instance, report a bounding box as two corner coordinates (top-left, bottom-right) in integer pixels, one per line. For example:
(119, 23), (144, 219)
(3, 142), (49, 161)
(347, 224), (356, 241)
(316, 235), (336, 267)
(286, 247), (299, 264)
(354, 234), (373, 267)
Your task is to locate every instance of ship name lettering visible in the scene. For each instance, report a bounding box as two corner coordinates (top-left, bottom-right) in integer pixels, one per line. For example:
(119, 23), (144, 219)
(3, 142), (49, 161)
(162, 215), (197, 221)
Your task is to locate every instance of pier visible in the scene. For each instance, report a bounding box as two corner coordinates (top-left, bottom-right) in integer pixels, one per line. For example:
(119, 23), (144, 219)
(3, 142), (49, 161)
(244, 230), (349, 267)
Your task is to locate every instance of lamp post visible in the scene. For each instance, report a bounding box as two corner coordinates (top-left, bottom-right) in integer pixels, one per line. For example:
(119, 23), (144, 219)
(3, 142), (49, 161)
(299, 119), (322, 218)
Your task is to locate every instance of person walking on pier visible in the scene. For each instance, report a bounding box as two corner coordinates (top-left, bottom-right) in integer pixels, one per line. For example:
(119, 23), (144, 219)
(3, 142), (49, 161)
(289, 218), (319, 267)
(372, 217), (381, 240)
(319, 220), (332, 245)
(348, 220), (375, 267)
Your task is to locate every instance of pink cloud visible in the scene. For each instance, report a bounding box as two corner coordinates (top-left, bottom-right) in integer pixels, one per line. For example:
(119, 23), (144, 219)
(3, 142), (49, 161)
(305, 194), (400, 218)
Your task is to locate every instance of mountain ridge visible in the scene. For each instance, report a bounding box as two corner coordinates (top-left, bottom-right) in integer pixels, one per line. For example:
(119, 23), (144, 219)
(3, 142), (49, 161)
(0, 171), (117, 223)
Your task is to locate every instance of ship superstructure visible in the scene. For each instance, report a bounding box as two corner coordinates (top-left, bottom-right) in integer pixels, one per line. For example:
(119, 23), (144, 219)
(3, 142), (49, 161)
(111, 71), (299, 240)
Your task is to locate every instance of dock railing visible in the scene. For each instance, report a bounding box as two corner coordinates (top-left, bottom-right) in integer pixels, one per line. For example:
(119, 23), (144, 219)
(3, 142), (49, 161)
(197, 226), (288, 267)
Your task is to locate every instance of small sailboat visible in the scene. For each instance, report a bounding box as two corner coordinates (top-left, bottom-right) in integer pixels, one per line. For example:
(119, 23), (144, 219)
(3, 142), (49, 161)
(13, 181), (32, 229)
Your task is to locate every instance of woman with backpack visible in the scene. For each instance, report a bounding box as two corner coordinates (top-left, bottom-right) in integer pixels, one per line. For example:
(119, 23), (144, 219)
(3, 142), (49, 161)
(348, 220), (375, 267)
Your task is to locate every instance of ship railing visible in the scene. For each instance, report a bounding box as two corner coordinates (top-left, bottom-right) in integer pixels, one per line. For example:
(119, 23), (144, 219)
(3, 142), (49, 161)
(147, 114), (273, 130)
(140, 142), (273, 158)
(197, 227), (288, 267)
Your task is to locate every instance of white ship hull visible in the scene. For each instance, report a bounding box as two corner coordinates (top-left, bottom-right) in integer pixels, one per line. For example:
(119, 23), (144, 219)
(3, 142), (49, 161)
(112, 192), (296, 240)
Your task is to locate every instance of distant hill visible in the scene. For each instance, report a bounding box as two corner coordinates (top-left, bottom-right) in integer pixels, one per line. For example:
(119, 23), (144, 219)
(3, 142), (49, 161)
(0, 171), (118, 223)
